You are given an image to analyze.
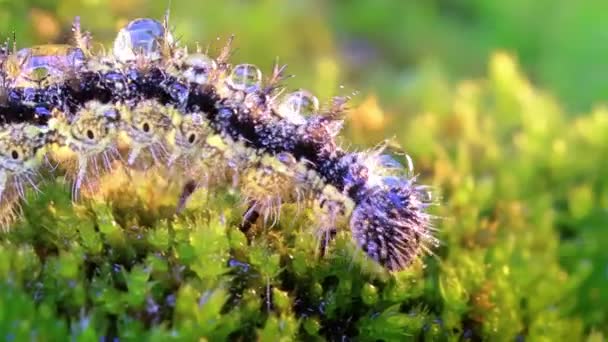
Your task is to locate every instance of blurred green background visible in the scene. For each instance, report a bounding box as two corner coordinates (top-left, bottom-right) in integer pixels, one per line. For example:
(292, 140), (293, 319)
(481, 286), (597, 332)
(3, 0), (608, 113)
(1, 0), (608, 340)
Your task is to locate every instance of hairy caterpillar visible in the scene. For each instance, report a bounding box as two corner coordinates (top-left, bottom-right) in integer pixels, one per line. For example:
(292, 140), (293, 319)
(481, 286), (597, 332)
(0, 17), (437, 271)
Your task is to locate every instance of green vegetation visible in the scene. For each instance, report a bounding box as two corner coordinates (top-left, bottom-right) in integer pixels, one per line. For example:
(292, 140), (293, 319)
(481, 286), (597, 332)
(1, 0), (607, 340)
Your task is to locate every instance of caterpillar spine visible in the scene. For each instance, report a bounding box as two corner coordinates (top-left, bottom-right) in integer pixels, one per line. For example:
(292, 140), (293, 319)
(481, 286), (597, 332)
(0, 17), (438, 271)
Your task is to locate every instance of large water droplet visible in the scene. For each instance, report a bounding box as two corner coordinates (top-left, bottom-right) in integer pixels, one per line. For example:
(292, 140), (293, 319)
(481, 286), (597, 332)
(7, 45), (85, 85)
(113, 18), (171, 62)
(380, 176), (410, 189)
(183, 53), (217, 84)
(276, 90), (319, 125)
(227, 64), (262, 92)
(376, 154), (403, 170)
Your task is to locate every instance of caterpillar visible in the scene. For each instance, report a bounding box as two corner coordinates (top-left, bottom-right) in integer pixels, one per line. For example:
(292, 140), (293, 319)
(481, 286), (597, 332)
(0, 16), (437, 271)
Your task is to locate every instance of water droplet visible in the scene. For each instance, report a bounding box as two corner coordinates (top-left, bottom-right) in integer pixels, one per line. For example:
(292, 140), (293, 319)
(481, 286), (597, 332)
(381, 176), (408, 188)
(424, 190), (433, 202)
(183, 53), (216, 84)
(34, 106), (51, 118)
(416, 188), (433, 203)
(218, 107), (234, 120)
(7, 45), (85, 85)
(276, 90), (319, 125)
(377, 154), (403, 170)
(227, 64), (262, 92)
(103, 108), (120, 121)
(113, 18), (171, 62)
(277, 152), (296, 166)
(405, 154), (414, 173)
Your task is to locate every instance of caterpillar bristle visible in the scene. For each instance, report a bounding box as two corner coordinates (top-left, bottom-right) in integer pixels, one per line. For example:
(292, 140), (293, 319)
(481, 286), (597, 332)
(0, 16), (437, 271)
(0, 195), (21, 232)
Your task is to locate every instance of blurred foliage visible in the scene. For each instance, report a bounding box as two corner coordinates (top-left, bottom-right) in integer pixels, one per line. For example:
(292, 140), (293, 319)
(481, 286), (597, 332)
(3, 0), (608, 112)
(0, 0), (607, 340)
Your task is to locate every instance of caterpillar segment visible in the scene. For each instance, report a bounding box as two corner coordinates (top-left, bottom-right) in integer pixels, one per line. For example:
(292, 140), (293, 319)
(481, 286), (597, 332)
(0, 17), (437, 271)
(47, 102), (121, 199)
(0, 122), (49, 229)
(117, 100), (173, 167)
(167, 110), (216, 168)
(238, 153), (300, 229)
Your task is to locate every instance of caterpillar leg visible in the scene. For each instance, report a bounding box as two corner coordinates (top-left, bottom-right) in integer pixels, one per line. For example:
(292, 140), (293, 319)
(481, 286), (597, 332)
(0, 171), (6, 201)
(312, 194), (349, 259)
(167, 111), (228, 213)
(0, 171), (17, 231)
(176, 179), (198, 213)
(317, 226), (337, 258)
(239, 202), (260, 235)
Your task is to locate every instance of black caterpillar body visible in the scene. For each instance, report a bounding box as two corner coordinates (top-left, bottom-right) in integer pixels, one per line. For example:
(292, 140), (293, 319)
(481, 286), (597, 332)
(0, 17), (437, 271)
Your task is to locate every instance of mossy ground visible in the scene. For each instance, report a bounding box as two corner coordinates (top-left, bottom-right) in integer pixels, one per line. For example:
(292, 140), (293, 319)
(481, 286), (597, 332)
(1, 1), (608, 340)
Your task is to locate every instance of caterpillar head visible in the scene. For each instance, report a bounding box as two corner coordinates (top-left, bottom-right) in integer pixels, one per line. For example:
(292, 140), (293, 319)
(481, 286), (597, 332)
(120, 100), (173, 165)
(343, 151), (436, 271)
(349, 176), (435, 271)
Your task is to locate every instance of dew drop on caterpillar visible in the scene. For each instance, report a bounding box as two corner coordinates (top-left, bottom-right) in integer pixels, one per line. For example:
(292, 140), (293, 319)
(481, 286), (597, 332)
(4, 44), (85, 88)
(178, 53), (217, 85)
(113, 18), (174, 63)
(274, 89), (320, 125)
(0, 16), (438, 272)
